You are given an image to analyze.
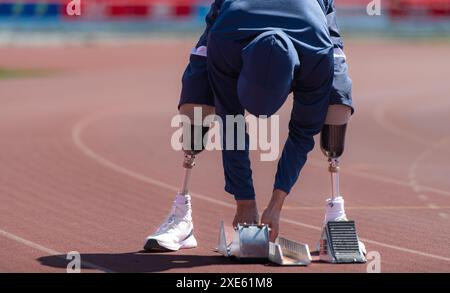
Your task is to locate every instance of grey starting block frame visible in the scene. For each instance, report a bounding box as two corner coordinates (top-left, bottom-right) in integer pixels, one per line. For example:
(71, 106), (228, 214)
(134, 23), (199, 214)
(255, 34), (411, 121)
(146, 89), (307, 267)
(269, 237), (312, 266)
(217, 221), (312, 266)
(218, 222), (270, 260)
(319, 221), (366, 263)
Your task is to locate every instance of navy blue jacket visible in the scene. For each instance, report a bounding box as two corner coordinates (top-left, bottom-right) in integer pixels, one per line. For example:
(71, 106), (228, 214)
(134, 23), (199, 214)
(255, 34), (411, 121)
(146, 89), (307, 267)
(181, 0), (352, 111)
(180, 0), (353, 199)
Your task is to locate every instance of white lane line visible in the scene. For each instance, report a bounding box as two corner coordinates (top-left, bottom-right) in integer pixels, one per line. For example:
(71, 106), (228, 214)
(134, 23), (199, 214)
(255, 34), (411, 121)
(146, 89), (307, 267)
(0, 229), (61, 256)
(0, 229), (115, 273)
(408, 138), (450, 195)
(418, 194), (429, 201)
(406, 138), (450, 217)
(282, 218), (450, 262)
(438, 213), (448, 219)
(427, 203), (439, 209)
(71, 111), (450, 263)
(359, 238), (450, 263)
(372, 85), (450, 198)
(72, 113), (235, 210)
(308, 158), (450, 197)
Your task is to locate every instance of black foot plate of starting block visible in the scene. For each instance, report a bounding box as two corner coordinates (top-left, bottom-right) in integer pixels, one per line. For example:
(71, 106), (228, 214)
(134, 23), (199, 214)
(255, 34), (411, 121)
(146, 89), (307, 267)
(320, 221), (366, 264)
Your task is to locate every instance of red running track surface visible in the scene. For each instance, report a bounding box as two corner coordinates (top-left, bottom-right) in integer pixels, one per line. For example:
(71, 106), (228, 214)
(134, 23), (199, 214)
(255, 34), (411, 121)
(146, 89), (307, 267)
(0, 38), (449, 272)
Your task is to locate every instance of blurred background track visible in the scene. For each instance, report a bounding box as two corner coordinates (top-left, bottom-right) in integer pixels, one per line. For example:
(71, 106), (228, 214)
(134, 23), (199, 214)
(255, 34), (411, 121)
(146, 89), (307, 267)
(0, 0), (449, 272)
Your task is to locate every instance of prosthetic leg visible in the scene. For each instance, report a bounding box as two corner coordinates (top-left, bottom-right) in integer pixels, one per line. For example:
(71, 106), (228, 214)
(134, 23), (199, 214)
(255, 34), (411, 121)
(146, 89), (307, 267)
(318, 109), (366, 263)
(142, 111), (209, 251)
(180, 121), (270, 261)
(180, 152), (196, 195)
(179, 118), (211, 194)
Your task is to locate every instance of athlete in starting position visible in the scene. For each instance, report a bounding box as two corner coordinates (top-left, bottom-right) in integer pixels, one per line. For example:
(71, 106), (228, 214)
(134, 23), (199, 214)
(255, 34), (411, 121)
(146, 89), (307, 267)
(144, 0), (354, 251)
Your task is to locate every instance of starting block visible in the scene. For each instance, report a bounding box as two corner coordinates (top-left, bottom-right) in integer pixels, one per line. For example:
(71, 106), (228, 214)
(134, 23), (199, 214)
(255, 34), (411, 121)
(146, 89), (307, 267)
(218, 222), (269, 261)
(269, 237), (312, 266)
(319, 221), (366, 263)
(217, 221), (312, 266)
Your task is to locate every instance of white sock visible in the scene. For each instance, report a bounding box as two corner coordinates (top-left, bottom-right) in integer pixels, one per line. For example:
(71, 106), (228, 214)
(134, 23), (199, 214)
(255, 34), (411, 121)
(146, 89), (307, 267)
(324, 196), (347, 224)
(175, 193), (192, 220)
(176, 193), (191, 205)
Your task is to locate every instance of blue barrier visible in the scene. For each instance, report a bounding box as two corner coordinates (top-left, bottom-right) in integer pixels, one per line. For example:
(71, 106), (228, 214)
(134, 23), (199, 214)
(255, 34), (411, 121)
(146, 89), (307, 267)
(22, 4), (38, 17)
(0, 3), (13, 16)
(0, 2), (61, 18)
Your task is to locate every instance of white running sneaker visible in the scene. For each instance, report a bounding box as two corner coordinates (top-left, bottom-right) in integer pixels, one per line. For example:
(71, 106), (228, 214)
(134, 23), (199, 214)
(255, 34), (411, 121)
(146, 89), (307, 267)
(144, 193), (198, 251)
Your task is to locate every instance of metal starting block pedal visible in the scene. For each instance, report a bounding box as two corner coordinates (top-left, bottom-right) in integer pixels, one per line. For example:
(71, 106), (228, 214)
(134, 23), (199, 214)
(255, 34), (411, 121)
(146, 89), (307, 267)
(269, 237), (312, 266)
(218, 222), (269, 262)
(217, 222), (312, 266)
(319, 221), (366, 263)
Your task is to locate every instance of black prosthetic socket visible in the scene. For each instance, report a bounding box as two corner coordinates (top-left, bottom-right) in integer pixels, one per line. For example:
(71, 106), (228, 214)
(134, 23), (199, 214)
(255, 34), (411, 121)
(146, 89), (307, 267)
(183, 124), (210, 156)
(320, 124), (347, 159)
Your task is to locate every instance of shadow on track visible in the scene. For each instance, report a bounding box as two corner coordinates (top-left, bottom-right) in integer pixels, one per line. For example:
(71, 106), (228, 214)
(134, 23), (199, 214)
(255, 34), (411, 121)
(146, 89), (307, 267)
(37, 251), (240, 273)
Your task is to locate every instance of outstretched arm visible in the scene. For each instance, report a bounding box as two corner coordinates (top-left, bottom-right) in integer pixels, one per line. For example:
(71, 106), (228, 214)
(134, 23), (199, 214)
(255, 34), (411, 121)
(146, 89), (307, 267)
(261, 50), (335, 241)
